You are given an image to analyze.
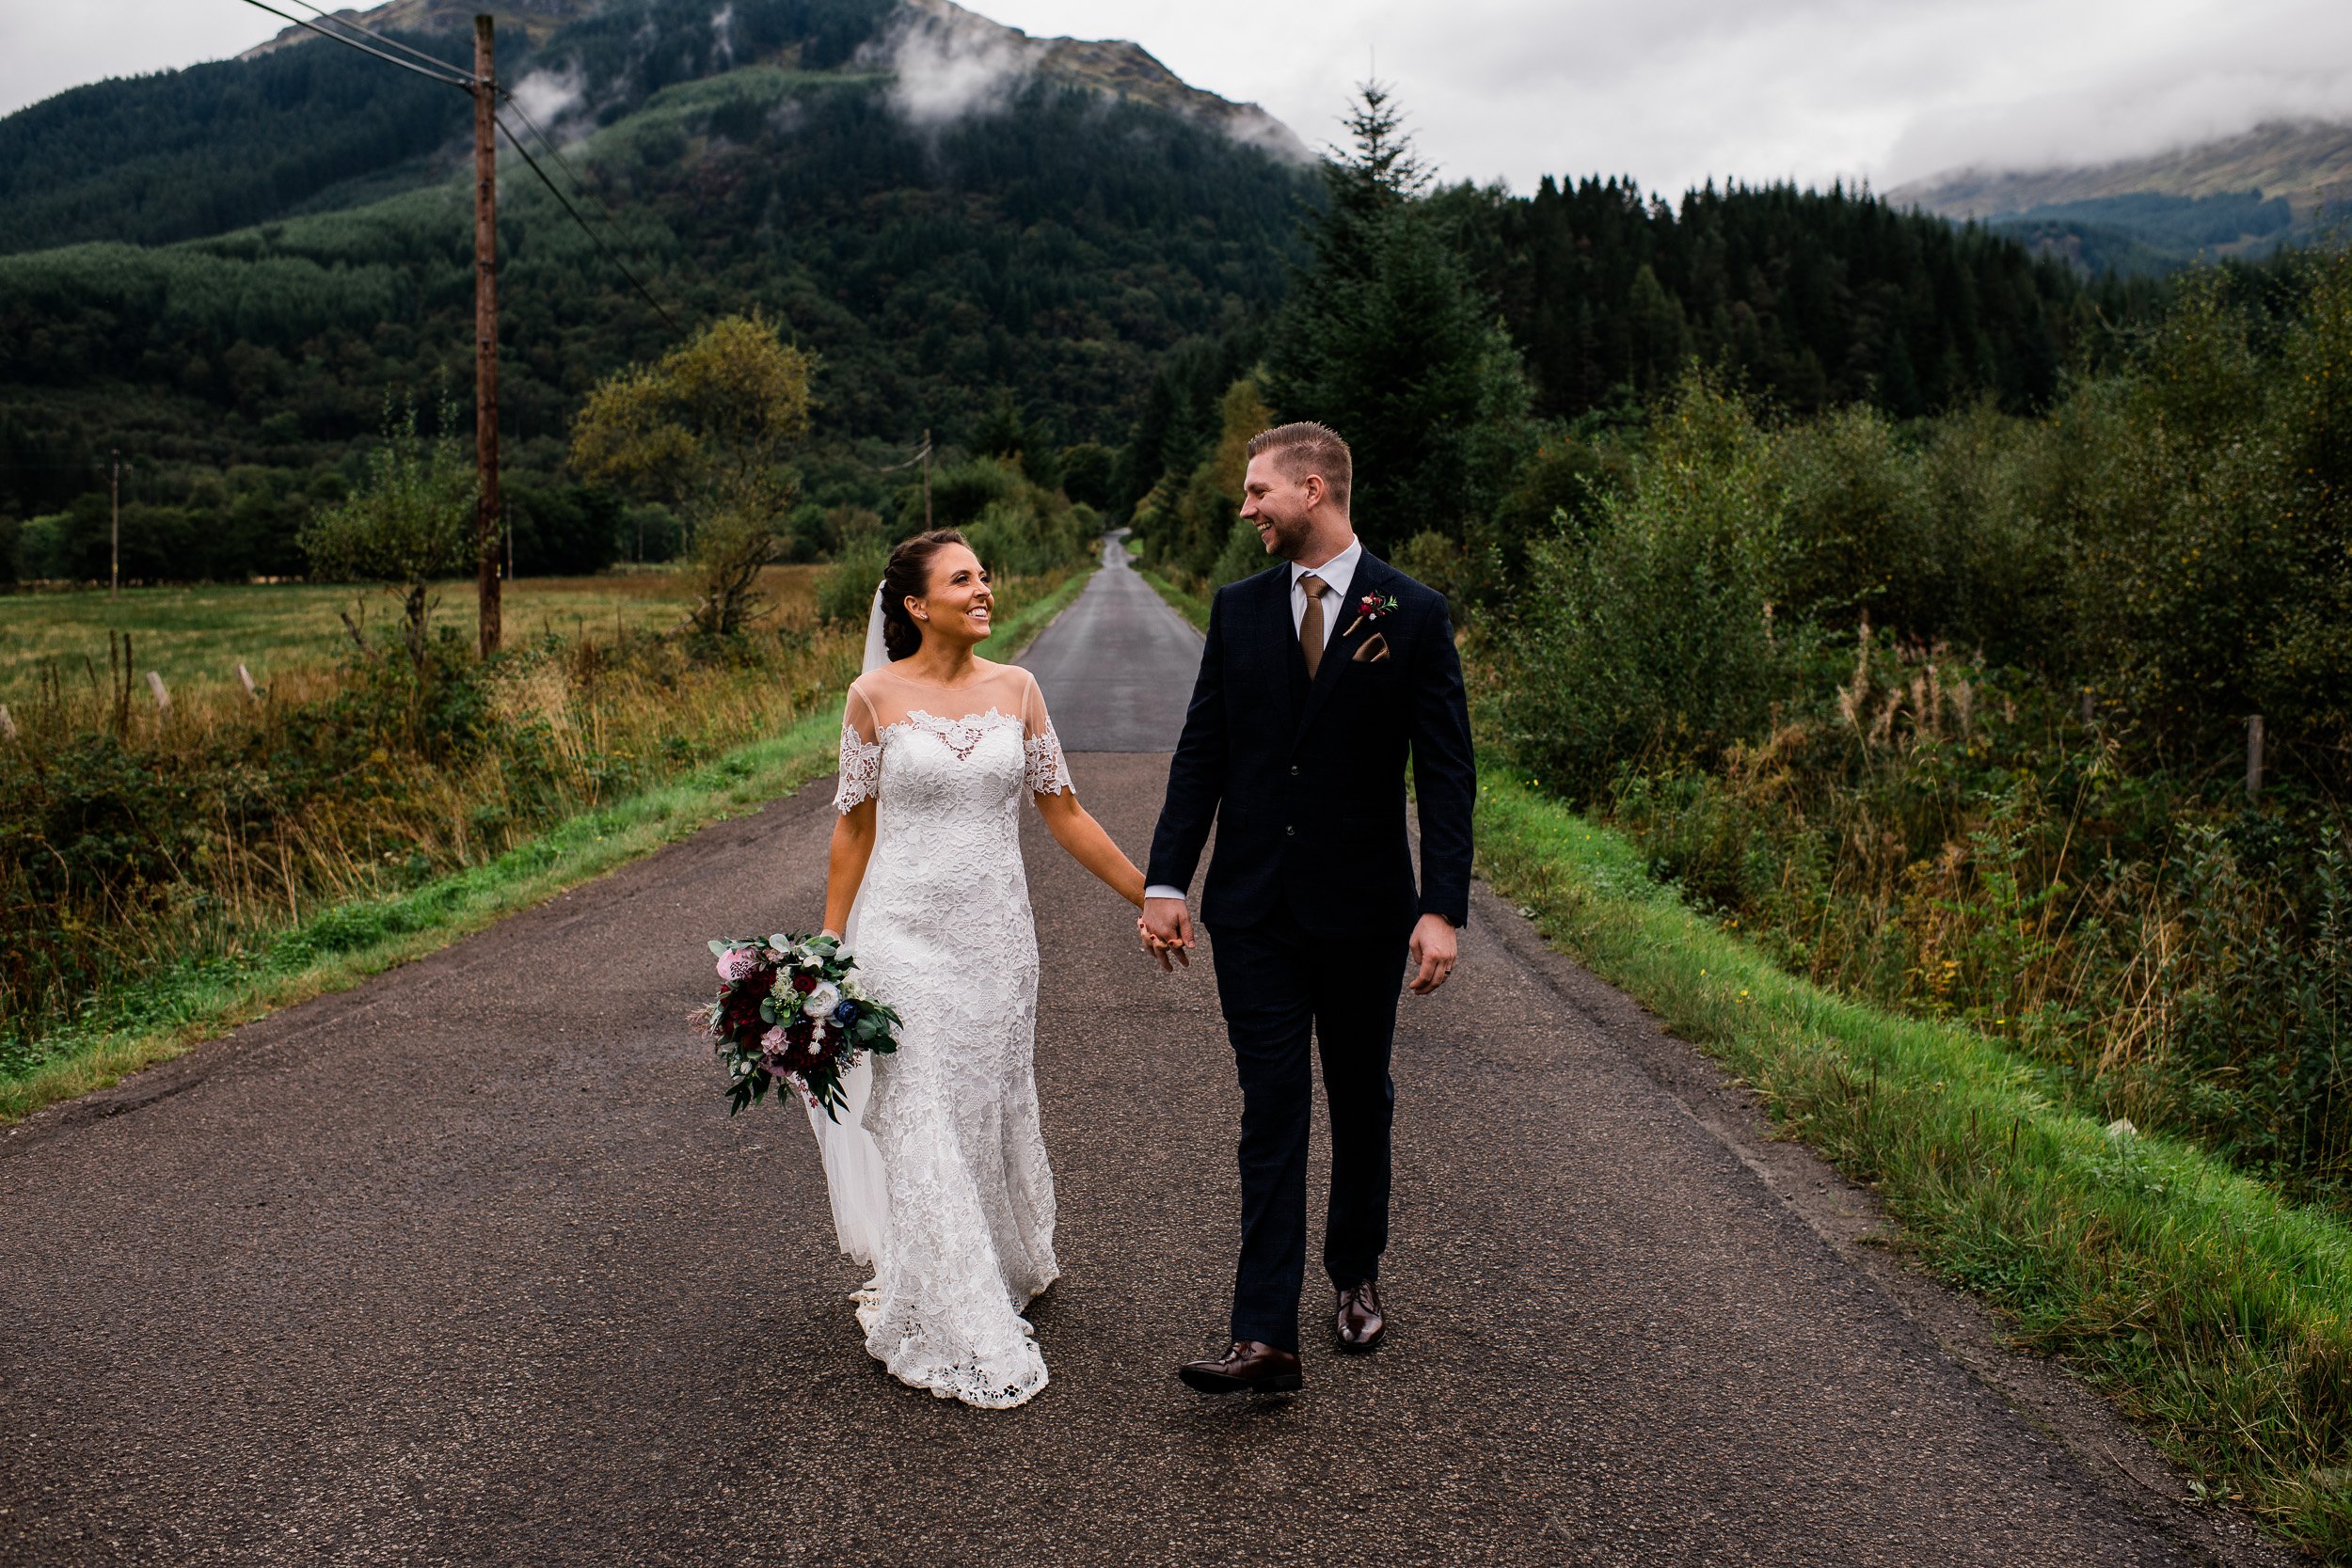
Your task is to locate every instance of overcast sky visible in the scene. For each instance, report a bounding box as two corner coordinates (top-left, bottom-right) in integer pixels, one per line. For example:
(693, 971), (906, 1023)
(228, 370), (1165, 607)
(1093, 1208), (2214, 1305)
(5, 0), (2347, 196)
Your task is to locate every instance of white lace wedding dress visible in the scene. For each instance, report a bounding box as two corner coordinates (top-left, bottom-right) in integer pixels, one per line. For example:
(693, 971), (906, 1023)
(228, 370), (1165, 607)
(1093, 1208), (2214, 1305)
(823, 660), (1067, 1408)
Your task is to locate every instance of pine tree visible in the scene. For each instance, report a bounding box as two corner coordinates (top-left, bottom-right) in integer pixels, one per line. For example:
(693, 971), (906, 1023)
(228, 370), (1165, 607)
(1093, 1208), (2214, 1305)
(1263, 83), (1529, 555)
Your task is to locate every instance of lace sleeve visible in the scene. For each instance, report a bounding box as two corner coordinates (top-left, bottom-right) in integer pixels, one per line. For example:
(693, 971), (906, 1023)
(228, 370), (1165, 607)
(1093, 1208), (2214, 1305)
(834, 689), (883, 814)
(1024, 717), (1070, 796)
(1019, 671), (1071, 797)
(834, 725), (882, 812)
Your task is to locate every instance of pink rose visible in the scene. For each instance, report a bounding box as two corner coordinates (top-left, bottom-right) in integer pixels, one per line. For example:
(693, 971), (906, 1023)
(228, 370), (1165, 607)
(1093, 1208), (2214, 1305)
(717, 947), (760, 982)
(760, 1025), (787, 1053)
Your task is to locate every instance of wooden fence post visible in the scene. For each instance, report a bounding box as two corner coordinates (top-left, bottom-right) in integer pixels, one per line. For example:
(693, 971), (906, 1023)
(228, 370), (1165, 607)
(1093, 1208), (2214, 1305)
(2247, 714), (2265, 800)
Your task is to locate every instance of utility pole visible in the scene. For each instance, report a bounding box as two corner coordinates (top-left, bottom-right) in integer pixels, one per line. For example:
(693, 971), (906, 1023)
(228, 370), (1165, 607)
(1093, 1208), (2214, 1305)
(109, 449), (120, 599)
(922, 428), (933, 530)
(472, 13), (502, 657)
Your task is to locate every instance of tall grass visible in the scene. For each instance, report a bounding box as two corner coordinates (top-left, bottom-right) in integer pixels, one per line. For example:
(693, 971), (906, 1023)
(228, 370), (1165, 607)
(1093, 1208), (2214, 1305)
(1475, 770), (2352, 1555)
(0, 565), (1081, 1097)
(1486, 249), (2352, 1202)
(1599, 636), (2352, 1202)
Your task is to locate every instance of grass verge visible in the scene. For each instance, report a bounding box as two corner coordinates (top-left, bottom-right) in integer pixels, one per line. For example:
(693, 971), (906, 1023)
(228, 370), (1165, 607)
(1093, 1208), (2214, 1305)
(1138, 568), (1212, 630)
(0, 567), (1095, 1126)
(1474, 764), (2352, 1555)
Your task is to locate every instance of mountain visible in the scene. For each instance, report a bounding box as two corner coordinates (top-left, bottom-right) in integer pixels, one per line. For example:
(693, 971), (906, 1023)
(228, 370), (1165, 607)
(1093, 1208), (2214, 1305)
(236, 0), (1311, 164)
(0, 0), (1317, 558)
(1889, 119), (2352, 274)
(2, 0), (1310, 259)
(237, 0), (583, 56)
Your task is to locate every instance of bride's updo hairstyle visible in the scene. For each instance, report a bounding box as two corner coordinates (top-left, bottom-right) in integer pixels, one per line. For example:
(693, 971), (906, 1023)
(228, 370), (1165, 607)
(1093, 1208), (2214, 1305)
(881, 528), (974, 661)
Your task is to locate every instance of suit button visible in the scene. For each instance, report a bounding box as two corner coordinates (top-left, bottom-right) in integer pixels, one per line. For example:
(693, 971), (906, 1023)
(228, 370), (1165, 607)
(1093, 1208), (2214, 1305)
(1289, 765), (1299, 777)
(1285, 825), (1295, 837)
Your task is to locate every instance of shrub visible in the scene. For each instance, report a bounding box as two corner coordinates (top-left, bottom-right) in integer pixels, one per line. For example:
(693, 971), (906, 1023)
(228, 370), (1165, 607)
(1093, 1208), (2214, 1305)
(818, 534), (888, 628)
(297, 400), (475, 665)
(1490, 373), (1790, 800)
(569, 313), (816, 638)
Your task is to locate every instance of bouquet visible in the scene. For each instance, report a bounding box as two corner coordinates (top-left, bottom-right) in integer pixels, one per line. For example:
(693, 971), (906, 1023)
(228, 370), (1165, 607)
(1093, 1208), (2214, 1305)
(700, 933), (901, 1120)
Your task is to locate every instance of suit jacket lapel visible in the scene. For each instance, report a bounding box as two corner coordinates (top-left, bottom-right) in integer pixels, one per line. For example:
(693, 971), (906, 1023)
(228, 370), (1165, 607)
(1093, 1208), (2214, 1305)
(1293, 553), (1391, 750)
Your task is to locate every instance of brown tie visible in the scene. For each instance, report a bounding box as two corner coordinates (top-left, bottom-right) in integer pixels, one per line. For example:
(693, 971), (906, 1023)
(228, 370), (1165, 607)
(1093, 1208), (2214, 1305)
(1298, 573), (1327, 679)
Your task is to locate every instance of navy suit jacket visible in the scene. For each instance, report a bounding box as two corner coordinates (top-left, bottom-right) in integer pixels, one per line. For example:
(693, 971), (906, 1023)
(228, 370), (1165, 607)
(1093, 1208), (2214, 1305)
(1145, 552), (1476, 942)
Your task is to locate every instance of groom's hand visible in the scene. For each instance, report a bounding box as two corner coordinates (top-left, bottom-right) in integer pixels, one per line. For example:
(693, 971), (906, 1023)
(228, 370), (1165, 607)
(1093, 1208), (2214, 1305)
(1407, 913), (1458, 995)
(1140, 896), (1194, 970)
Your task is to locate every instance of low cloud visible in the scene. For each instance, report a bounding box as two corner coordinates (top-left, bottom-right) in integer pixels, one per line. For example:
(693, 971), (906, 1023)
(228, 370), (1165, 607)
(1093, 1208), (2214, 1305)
(864, 2), (1040, 130)
(509, 65), (588, 136)
(1883, 16), (2352, 183)
(8, 0), (2348, 199)
(975, 0), (2352, 199)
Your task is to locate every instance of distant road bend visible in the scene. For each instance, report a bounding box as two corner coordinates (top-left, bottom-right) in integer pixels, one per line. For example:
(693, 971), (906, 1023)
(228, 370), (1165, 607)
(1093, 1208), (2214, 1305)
(0, 541), (2255, 1565)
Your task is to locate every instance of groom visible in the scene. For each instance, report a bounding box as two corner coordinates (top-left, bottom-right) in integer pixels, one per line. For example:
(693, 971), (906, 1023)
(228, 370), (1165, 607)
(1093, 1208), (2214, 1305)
(1139, 420), (1476, 1395)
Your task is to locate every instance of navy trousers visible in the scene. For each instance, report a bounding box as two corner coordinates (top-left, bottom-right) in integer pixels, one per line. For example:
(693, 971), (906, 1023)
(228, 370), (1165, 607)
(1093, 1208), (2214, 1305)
(1210, 906), (1409, 1353)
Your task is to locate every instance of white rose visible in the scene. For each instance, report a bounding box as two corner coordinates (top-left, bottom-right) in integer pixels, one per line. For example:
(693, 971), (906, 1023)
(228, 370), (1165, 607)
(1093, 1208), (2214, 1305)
(803, 980), (842, 1019)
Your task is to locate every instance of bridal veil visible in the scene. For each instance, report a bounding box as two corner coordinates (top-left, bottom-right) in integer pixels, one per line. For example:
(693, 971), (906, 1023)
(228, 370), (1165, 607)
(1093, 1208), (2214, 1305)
(803, 586), (892, 1267)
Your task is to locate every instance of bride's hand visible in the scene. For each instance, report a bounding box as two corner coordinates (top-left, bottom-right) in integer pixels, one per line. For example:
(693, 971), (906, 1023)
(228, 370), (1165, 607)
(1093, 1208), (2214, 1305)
(1137, 912), (1189, 972)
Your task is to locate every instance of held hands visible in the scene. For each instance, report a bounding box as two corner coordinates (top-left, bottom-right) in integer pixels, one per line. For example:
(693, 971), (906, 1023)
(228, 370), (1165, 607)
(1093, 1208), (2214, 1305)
(1136, 900), (1456, 993)
(1138, 895), (1193, 972)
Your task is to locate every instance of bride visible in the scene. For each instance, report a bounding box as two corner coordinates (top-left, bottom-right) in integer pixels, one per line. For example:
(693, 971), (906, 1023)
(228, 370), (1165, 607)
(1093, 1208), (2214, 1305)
(812, 528), (1149, 1408)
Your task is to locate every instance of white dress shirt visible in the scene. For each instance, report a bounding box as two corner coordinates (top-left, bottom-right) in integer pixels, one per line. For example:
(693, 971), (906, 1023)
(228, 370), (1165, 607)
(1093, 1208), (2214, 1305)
(1145, 536), (1363, 905)
(1288, 536), (1362, 649)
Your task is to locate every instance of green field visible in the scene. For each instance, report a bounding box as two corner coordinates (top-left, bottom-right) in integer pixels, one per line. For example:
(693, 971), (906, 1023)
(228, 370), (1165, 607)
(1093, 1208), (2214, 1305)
(0, 567), (826, 705)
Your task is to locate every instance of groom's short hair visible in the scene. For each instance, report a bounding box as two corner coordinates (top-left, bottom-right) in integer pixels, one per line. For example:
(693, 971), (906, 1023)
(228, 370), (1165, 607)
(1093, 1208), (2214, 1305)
(1247, 422), (1351, 515)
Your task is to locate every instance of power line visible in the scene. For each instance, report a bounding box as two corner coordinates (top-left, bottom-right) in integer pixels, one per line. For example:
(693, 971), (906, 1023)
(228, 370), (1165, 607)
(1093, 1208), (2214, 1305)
(275, 0), (475, 82)
(494, 87), (595, 204)
(221, 0), (680, 331)
(229, 0), (475, 89)
(495, 87), (685, 329)
(492, 112), (679, 330)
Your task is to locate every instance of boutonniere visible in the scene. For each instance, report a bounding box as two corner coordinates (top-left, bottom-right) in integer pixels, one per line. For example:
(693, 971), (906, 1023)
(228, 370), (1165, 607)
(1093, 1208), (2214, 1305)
(1344, 593), (1399, 637)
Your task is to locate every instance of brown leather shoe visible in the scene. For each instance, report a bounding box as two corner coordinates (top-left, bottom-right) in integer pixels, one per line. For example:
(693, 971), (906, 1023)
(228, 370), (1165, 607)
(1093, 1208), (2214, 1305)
(1178, 1340), (1303, 1395)
(1335, 1280), (1385, 1353)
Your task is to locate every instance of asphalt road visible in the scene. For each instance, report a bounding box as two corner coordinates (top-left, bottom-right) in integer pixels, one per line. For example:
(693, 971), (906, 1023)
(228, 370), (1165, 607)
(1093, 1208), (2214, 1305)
(1018, 533), (1202, 751)
(0, 548), (2237, 1565)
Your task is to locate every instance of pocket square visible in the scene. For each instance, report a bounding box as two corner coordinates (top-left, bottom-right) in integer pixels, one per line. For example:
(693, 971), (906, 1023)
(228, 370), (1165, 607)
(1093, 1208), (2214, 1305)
(1352, 633), (1391, 664)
